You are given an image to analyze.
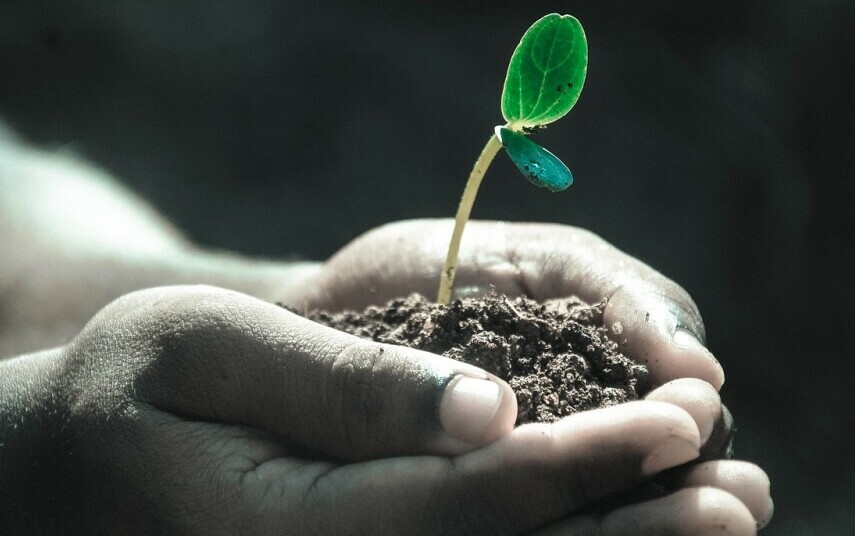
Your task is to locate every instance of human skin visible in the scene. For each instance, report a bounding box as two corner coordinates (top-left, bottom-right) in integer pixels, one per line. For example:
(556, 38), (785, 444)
(0, 138), (772, 534)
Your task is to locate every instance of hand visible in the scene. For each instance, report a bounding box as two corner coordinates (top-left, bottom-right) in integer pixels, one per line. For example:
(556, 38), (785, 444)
(1, 286), (770, 534)
(278, 219), (773, 531)
(288, 219), (725, 391)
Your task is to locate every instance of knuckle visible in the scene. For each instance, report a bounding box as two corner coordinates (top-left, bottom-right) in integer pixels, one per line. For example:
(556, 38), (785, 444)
(327, 341), (391, 453)
(81, 285), (241, 349)
(65, 286), (251, 414)
(133, 287), (252, 362)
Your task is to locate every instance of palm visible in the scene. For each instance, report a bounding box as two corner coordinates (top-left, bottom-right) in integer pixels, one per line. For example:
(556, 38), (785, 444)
(186, 397), (739, 535)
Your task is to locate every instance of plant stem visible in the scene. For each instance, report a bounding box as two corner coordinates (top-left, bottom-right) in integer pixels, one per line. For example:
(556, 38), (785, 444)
(436, 133), (503, 304)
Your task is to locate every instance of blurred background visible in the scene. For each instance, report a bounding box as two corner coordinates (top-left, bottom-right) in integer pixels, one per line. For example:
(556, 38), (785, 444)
(1, 1), (852, 534)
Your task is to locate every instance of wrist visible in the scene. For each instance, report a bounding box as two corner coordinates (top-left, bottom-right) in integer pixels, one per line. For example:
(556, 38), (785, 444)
(0, 347), (70, 528)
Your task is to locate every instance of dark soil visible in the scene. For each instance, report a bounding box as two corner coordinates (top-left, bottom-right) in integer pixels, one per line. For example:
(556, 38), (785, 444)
(299, 293), (650, 425)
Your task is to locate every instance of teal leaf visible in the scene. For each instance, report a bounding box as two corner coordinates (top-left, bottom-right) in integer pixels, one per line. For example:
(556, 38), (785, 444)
(496, 127), (572, 192)
(501, 14), (587, 129)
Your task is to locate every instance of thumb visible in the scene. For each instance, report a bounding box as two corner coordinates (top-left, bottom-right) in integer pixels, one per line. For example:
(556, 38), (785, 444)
(121, 286), (517, 460)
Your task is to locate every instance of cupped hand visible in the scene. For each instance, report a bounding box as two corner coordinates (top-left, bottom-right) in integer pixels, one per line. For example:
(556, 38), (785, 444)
(285, 219), (725, 390)
(28, 285), (770, 534)
(274, 218), (772, 531)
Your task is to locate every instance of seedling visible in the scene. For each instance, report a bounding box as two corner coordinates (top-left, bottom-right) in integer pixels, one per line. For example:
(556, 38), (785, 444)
(436, 13), (588, 304)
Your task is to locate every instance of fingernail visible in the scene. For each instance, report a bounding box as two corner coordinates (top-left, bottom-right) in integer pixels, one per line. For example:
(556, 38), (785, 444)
(674, 329), (726, 388)
(439, 376), (504, 445)
(641, 435), (700, 476)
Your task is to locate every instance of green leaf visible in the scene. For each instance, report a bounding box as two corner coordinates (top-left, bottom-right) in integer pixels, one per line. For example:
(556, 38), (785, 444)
(501, 14), (587, 129)
(497, 127), (573, 192)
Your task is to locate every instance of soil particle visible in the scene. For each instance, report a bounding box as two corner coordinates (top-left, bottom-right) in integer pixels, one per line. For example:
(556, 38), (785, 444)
(298, 293), (650, 425)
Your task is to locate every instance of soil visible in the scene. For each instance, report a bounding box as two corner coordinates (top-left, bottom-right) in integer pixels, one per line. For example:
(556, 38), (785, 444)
(298, 293), (650, 425)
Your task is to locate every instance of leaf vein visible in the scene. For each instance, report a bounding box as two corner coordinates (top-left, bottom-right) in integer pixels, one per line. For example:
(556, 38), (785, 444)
(528, 22), (561, 119)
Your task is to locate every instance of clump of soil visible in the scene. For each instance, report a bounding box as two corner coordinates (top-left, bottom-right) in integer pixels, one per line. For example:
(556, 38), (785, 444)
(300, 293), (649, 425)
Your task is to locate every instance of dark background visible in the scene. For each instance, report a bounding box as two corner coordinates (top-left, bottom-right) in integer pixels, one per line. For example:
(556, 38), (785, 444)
(1, 1), (852, 534)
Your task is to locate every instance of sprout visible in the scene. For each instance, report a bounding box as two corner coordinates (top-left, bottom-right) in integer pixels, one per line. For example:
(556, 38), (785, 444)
(436, 14), (588, 304)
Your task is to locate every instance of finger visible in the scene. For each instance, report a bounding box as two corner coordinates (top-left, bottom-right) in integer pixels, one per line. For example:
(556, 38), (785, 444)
(97, 286), (517, 460)
(450, 220), (723, 389)
(674, 461), (773, 530)
(645, 378), (721, 448)
(494, 222), (723, 389)
(126, 419), (769, 535)
(531, 487), (757, 536)
(243, 401), (703, 534)
(602, 285), (725, 389)
(705, 403), (734, 460)
(544, 290), (724, 390)
(578, 380), (735, 514)
(645, 379), (734, 460)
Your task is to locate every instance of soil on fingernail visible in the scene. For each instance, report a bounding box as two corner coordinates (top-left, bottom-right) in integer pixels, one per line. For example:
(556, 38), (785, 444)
(292, 293), (650, 425)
